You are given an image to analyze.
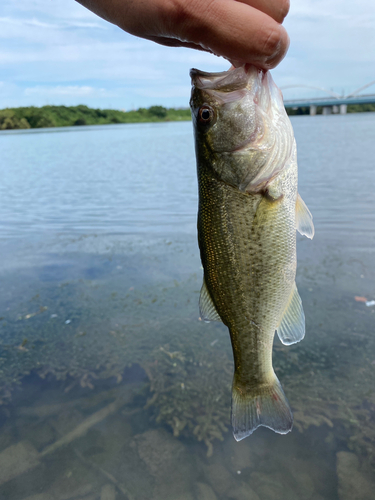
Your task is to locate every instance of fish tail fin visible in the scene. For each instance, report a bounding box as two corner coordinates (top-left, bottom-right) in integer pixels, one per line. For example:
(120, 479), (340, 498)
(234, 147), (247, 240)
(231, 373), (293, 441)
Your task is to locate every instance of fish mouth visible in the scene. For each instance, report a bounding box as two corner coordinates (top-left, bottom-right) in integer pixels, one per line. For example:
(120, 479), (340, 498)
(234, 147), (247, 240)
(190, 65), (271, 110)
(190, 65), (259, 92)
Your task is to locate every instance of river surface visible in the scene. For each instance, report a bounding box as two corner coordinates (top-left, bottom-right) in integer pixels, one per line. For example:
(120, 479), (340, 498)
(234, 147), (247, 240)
(0, 115), (374, 499)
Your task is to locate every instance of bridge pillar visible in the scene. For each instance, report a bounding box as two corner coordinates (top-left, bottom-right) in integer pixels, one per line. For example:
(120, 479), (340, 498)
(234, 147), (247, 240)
(322, 106), (332, 115)
(340, 104), (347, 114)
(332, 105), (339, 114)
(310, 105), (317, 116)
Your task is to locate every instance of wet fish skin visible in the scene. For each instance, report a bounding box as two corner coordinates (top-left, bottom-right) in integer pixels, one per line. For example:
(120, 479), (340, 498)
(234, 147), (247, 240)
(190, 65), (314, 441)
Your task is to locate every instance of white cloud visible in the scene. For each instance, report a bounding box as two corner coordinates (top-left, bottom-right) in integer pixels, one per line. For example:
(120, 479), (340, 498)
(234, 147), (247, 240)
(291, 0), (375, 18)
(0, 0), (374, 108)
(0, 16), (56, 29)
(2, 0), (99, 22)
(0, 15), (105, 31)
(24, 85), (110, 97)
(271, 0), (375, 95)
(135, 85), (192, 99)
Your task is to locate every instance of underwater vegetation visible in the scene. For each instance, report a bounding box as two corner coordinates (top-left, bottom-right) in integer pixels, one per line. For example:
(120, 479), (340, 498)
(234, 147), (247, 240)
(0, 249), (375, 464)
(144, 341), (232, 457)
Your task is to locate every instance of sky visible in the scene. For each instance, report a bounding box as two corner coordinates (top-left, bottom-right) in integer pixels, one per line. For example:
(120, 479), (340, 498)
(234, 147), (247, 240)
(0, 0), (375, 110)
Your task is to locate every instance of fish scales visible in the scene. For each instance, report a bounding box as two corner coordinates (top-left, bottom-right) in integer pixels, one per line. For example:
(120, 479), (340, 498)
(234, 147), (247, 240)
(198, 165), (296, 379)
(190, 65), (314, 441)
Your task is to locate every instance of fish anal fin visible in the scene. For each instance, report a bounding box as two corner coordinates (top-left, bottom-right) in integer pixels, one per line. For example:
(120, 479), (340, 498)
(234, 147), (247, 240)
(277, 283), (305, 345)
(296, 193), (314, 239)
(231, 373), (293, 441)
(199, 279), (222, 323)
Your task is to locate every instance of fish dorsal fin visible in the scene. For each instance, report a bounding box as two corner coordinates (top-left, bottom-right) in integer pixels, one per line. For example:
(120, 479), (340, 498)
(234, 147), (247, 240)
(296, 193), (314, 239)
(277, 283), (305, 345)
(199, 279), (222, 323)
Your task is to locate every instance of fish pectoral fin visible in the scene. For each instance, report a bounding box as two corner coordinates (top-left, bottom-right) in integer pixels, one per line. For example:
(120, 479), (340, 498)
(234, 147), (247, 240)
(296, 193), (314, 239)
(199, 278), (222, 323)
(263, 184), (283, 202)
(277, 283), (305, 345)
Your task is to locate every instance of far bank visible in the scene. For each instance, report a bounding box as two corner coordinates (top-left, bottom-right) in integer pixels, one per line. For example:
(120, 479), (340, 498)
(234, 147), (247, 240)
(0, 105), (191, 130)
(1, 102), (374, 130)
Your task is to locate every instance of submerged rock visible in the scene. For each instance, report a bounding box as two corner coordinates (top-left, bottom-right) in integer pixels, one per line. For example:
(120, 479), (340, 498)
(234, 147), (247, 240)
(289, 469), (315, 499)
(228, 483), (260, 500)
(131, 428), (187, 477)
(131, 428), (196, 500)
(47, 477), (94, 500)
(171, 494), (194, 500)
(249, 472), (287, 500)
(280, 457), (315, 499)
(49, 408), (84, 436)
(249, 471), (303, 500)
(15, 419), (55, 450)
(337, 451), (375, 500)
(42, 447), (99, 500)
(0, 422), (14, 451)
(20, 495), (50, 500)
(0, 441), (40, 486)
(225, 438), (255, 473)
(101, 484), (116, 500)
(203, 463), (236, 496)
(195, 482), (218, 500)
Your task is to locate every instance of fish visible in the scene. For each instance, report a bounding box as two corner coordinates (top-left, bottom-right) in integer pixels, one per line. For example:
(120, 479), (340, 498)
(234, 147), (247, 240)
(189, 65), (314, 441)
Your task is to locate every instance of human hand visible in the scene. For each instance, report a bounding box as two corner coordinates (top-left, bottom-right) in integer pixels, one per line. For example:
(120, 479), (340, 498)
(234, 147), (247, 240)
(77, 0), (290, 69)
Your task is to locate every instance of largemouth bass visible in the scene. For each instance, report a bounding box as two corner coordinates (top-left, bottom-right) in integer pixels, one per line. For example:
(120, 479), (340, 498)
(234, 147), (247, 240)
(190, 65), (314, 441)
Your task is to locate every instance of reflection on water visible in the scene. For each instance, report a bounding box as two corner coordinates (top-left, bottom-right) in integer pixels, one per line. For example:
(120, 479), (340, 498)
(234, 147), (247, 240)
(0, 116), (375, 499)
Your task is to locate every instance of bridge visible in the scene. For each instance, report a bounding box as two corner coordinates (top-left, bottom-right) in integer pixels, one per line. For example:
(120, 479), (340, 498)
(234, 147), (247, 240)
(282, 80), (375, 115)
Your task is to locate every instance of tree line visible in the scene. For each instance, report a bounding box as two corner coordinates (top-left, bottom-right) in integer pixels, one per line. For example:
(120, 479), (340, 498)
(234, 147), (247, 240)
(0, 105), (191, 130)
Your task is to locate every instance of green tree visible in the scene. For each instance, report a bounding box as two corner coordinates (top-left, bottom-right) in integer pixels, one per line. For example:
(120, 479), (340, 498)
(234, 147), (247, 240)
(74, 118), (86, 126)
(148, 105), (167, 118)
(0, 110), (31, 130)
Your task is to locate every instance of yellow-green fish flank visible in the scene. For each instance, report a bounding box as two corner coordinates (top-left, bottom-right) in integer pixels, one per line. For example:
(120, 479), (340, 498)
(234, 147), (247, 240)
(190, 65), (314, 441)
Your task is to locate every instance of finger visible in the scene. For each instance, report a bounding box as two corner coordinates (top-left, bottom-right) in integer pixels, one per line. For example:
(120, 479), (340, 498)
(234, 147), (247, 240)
(236, 0), (290, 24)
(146, 35), (214, 54)
(178, 1), (290, 69)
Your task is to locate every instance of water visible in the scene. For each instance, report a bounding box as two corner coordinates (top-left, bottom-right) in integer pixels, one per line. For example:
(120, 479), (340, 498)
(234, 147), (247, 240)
(0, 115), (374, 499)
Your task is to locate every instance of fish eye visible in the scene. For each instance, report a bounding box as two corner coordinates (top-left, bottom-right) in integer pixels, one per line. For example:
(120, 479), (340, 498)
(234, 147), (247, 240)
(198, 105), (215, 125)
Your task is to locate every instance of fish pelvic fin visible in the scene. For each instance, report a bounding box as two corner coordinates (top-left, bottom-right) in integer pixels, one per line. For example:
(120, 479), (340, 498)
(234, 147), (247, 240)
(231, 373), (293, 441)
